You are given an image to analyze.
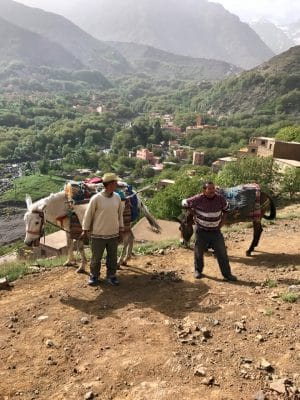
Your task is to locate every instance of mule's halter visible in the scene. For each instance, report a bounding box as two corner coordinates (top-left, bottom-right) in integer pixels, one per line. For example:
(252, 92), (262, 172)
(26, 211), (45, 237)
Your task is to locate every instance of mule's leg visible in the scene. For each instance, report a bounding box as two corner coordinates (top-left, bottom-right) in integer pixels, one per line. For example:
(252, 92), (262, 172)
(76, 239), (87, 273)
(246, 221), (263, 256)
(123, 230), (134, 264)
(118, 232), (128, 267)
(63, 234), (77, 266)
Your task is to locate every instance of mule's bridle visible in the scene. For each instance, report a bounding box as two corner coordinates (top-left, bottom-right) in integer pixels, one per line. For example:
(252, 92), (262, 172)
(26, 210), (45, 237)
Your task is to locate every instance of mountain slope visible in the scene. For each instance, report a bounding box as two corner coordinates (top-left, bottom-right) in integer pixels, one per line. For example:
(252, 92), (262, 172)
(0, 0), (131, 75)
(60, 0), (274, 69)
(0, 16), (83, 69)
(251, 19), (295, 54)
(192, 46), (300, 115)
(109, 41), (242, 81)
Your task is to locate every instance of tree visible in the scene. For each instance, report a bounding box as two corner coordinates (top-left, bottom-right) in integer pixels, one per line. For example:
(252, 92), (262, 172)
(174, 112), (197, 130)
(216, 157), (278, 193)
(143, 166), (156, 178)
(280, 167), (300, 199)
(149, 171), (214, 219)
(153, 119), (163, 143)
(37, 158), (50, 175)
(275, 125), (300, 142)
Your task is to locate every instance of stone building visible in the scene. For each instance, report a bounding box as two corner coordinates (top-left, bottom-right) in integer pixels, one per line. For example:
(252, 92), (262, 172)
(243, 137), (300, 161)
(192, 151), (205, 166)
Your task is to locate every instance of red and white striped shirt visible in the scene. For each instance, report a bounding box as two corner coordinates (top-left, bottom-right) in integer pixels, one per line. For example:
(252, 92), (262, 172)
(184, 193), (229, 231)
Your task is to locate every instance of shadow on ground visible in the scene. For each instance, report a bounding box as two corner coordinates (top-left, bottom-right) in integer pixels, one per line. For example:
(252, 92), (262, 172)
(230, 251), (300, 268)
(60, 267), (220, 320)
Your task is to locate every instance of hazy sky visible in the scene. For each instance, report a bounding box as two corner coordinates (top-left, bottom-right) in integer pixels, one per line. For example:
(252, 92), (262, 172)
(210, 0), (300, 24)
(16, 0), (300, 25)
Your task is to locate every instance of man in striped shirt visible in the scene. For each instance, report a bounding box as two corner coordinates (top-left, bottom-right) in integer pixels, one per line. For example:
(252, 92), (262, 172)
(182, 181), (237, 282)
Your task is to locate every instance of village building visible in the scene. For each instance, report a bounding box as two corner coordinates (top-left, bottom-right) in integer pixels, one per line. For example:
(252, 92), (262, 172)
(96, 105), (105, 114)
(136, 148), (154, 163)
(162, 114), (173, 125)
(211, 156), (237, 172)
(192, 151), (205, 166)
(75, 168), (94, 176)
(173, 148), (188, 160)
(150, 163), (164, 172)
(186, 115), (218, 133)
(162, 125), (182, 135)
(157, 179), (175, 189)
(168, 140), (179, 148)
(274, 158), (300, 172)
(240, 137), (300, 161)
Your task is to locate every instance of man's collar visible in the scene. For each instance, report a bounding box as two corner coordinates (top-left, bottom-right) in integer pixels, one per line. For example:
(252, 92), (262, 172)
(101, 189), (114, 198)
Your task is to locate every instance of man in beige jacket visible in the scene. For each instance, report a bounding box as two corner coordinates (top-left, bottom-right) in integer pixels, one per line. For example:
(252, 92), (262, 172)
(82, 173), (124, 286)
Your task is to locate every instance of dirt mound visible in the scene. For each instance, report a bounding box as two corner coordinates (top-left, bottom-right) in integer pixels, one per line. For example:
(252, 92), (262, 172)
(0, 217), (299, 400)
(133, 217), (180, 243)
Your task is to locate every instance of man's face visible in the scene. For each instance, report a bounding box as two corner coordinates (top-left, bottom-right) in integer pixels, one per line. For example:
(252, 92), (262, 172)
(106, 180), (118, 192)
(203, 184), (216, 198)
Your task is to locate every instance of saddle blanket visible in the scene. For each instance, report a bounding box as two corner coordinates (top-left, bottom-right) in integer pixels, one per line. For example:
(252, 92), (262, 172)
(219, 183), (261, 221)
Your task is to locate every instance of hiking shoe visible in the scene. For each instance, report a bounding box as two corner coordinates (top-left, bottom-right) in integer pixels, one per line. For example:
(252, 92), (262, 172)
(194, 270), (203, 279)
(88, 275), (99, 286)
(107, 276), (120, 286)
(223, 274), (237, 282)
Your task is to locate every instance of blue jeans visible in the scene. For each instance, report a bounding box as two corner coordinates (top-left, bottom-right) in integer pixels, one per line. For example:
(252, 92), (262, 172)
(90, 237), (118, 278)
(194, 228), (232, 277)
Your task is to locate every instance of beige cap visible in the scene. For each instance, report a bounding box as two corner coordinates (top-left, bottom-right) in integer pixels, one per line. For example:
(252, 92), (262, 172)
(102, 172), (120, 183)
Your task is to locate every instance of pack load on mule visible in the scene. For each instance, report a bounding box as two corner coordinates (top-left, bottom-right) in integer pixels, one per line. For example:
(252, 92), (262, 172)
(24, 178), (160, 272)
(64, 179), (103, 241)
(64, 179), (103, 204)
(179, 183), (276, 256)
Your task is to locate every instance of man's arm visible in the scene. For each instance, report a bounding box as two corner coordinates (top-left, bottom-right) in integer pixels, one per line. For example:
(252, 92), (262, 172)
(219, 195), (229, 228)
(182, 194), (201, 209)
(219, 210), (227, 228)
(82, 195), (97, 231)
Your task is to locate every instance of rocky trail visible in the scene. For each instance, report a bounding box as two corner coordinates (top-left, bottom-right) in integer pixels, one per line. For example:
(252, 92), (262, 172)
(0, 213), (299, 400)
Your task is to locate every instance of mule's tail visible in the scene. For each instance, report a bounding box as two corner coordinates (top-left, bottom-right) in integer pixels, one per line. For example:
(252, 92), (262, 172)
(262, 194), (276, 220)
(139, 200), (161, 232)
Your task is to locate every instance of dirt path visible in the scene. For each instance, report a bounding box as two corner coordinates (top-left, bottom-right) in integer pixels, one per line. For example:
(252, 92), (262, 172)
(0, 217), (299, 400)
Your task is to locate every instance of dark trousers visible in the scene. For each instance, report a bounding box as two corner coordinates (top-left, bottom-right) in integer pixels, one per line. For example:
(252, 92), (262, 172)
(90, 237), (118, 278)
(194, 228), (232, 277)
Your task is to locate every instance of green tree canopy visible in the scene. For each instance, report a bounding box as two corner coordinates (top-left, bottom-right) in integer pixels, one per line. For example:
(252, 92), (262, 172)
(215, 157), (278, 193)
(275, 125), (300, 142)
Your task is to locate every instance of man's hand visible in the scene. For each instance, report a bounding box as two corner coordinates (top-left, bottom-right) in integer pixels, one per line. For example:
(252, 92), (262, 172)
(118, 228), (125, 242)
(80, 230), (88, 239)
(181, 199), (188, 208)
(219, 213), (227, 229)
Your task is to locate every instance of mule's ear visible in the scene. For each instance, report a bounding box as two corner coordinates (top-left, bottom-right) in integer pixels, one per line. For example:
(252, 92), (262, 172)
(25, 194), (32, 210)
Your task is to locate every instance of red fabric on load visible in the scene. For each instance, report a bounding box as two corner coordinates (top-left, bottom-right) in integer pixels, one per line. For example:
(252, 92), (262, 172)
(85, 177), (102, 184)
(244, 183), (261, 220)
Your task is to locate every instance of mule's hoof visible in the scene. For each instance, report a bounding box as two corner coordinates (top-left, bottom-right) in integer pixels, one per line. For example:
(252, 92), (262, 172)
(64, 261), (76, 267)
(246, 251), (252, 257)
(76, 267), (85, 274)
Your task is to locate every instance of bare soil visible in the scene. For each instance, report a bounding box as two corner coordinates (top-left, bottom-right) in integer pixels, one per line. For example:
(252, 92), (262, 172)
(0, 213), (299, 400)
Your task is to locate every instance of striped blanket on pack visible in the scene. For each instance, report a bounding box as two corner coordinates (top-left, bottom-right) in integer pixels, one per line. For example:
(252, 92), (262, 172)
(219, 183), (261, 221)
